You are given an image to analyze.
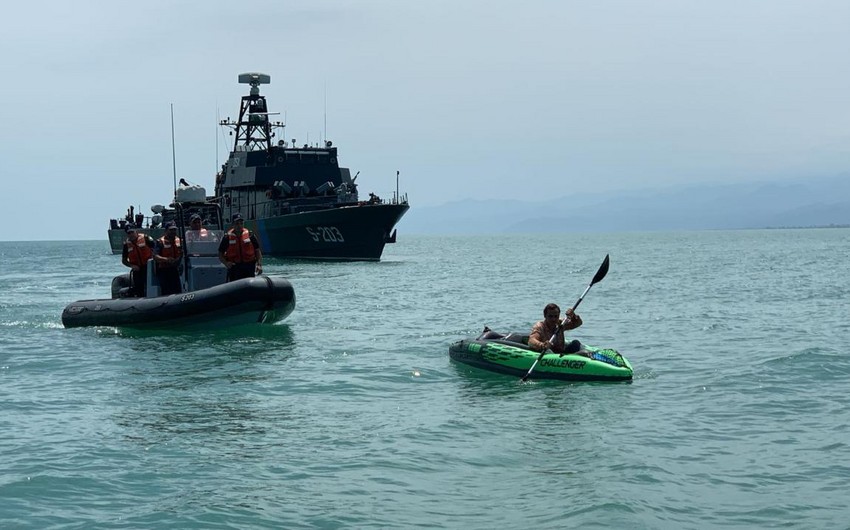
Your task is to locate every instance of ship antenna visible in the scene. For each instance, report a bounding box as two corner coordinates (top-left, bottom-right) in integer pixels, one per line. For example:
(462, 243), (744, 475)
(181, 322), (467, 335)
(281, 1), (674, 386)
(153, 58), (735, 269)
(170, 103), (177, 200)
(324, 82), (327, 145)
(215, 104), (219, 175)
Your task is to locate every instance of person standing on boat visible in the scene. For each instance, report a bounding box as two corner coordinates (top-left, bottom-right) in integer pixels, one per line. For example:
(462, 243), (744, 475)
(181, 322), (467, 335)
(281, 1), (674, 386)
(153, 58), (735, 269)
(153, 221), (183, 295)
(218, 213), (263, 282)
(122, 226), (154, 297)
(528, 303), (584, 354)
(185, 214), (214, 243)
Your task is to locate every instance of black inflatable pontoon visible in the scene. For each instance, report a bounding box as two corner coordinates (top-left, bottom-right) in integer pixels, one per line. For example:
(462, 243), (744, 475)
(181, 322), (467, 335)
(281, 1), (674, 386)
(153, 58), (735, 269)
(62, 276), (294, 329)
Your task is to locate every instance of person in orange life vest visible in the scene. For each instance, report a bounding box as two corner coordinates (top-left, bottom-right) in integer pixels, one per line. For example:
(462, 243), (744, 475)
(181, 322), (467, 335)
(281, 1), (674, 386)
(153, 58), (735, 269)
(185, 213), (216, 244)
(217, 212), (263, 282)
(153, 221), (183, 295)
(121, 226), (155, 297)
(528, 303), (590, 356)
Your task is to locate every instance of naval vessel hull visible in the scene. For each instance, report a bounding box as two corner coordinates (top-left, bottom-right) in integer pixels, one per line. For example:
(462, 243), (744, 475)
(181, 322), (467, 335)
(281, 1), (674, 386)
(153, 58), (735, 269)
(252, 202), (408, 260)
(110, 202), (408, 259)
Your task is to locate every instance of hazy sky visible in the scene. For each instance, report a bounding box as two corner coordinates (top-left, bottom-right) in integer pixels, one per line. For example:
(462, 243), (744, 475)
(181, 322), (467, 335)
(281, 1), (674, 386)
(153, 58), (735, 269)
(2, 0), (848, 241)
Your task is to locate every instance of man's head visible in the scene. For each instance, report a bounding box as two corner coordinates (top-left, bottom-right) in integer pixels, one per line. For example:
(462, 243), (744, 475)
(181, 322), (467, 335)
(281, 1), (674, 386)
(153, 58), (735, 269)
(543, 303), (560, 324)
(232, 212), (244, 226)
(190, 214), (202, 228)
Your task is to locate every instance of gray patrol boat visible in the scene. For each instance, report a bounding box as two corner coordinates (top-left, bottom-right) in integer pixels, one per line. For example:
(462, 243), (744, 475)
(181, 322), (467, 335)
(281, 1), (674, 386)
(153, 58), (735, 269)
(108, 72), (409, 260)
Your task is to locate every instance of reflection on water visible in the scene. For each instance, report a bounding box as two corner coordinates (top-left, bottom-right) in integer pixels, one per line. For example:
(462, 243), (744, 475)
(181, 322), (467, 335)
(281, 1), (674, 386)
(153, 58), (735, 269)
(449, 361), (532, 399)
(107, 324), (295, 351)
(108, 324), (297, 452)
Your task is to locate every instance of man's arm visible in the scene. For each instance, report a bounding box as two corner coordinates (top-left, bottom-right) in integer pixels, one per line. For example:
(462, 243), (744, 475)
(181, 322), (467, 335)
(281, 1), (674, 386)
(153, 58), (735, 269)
(217, 239), (231, 267)
(121, 245), (131, 268)
(528, 323), (549, 352)
(563, 309), (583, 330)
(251, 234), (263, 272)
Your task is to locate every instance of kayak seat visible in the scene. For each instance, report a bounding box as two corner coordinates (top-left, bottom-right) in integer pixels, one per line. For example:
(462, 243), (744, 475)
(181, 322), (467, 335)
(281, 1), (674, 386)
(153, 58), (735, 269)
(502, 333), (529, 345)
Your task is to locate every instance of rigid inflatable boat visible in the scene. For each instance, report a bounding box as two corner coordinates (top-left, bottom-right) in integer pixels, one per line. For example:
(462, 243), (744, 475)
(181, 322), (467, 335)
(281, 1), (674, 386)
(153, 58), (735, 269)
(449, 328), (632, 382)
(62, 275), (295, 329)
(63, 199), (295, 329)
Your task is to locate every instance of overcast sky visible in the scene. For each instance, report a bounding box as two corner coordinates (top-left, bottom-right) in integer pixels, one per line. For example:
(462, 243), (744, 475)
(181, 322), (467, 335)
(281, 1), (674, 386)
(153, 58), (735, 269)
(2, 0), (848, 241)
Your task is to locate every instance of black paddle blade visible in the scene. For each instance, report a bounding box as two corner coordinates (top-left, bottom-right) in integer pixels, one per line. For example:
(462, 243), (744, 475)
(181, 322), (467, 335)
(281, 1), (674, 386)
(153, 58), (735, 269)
(572, 254), (609, 311)
(591, 254), (610, 286)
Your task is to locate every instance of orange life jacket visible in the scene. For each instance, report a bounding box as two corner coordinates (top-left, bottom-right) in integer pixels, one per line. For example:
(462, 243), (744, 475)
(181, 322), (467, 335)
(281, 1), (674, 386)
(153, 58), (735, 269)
(126, 233), (153, 267)
(225, 228), (256, 263)
(157, 235), (182, 267)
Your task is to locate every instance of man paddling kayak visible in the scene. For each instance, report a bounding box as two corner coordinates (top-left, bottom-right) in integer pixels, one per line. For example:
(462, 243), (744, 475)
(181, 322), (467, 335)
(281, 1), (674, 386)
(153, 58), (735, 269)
(528, 303), (586, 354)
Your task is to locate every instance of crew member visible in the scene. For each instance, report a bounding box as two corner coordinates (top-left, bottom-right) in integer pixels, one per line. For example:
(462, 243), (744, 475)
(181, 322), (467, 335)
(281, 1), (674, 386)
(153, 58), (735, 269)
(122, 226), (154, 297)
(218, 213), (263, 282)
(154, 221), (183, 295)
(185, 214), (215, 245)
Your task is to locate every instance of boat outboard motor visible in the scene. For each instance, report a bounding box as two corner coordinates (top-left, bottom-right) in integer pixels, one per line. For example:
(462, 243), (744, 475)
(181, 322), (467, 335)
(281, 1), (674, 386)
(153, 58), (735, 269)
(111, 274), (133, 299)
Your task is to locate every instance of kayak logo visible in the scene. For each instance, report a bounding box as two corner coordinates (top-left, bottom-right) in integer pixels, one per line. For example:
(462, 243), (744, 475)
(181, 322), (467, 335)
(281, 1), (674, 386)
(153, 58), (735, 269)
(540, 358), (585, 370)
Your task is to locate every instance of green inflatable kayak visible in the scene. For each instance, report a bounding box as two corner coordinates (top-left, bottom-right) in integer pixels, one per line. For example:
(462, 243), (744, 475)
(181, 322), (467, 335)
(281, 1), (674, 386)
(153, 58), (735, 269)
(449, 328), (632, 382)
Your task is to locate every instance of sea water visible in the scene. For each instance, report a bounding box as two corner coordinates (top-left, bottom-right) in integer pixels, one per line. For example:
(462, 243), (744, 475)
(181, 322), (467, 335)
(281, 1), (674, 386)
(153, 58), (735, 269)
(1, 229), (849, 529)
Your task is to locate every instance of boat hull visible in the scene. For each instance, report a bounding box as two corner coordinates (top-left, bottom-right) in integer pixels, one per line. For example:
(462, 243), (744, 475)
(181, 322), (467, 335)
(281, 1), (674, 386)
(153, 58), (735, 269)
(62, 276), (295, 329)
(252, 203), (409, 260)
(449, 332), (633, 382)
(109, 203), (409, 259)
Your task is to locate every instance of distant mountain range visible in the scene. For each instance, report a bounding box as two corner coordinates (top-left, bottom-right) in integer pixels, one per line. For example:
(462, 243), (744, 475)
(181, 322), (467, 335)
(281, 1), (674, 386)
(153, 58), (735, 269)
(400, 175), (850, 234)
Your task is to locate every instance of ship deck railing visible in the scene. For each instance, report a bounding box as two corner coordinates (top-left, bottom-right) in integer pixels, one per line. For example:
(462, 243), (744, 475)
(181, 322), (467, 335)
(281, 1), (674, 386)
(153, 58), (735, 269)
(230, 193), (408, 220)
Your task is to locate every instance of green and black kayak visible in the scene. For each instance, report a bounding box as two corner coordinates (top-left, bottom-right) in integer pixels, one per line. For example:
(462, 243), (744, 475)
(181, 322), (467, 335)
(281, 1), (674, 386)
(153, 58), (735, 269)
(449, 328), (633, 382)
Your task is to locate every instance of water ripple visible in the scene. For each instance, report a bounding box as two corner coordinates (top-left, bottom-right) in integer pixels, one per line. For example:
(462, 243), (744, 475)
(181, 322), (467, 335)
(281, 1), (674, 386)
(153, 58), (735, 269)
(2, 232), (850, 528)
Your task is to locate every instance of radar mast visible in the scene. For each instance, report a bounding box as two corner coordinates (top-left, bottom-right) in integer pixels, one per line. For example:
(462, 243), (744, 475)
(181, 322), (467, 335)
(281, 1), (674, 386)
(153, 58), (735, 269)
(219, 72), (284, 152)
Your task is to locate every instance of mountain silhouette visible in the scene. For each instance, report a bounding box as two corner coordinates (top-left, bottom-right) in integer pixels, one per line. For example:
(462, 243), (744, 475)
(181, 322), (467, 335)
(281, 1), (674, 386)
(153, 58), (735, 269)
(401, 175), (850, 234)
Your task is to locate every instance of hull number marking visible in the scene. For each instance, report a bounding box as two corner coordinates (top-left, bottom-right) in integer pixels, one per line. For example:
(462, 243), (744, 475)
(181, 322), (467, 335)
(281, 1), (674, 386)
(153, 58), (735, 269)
(306, 226), (345, 243)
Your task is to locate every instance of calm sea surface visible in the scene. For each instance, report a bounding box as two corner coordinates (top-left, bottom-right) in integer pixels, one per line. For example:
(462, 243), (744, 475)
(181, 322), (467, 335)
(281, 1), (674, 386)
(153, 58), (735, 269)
(1, 230), (849, 529)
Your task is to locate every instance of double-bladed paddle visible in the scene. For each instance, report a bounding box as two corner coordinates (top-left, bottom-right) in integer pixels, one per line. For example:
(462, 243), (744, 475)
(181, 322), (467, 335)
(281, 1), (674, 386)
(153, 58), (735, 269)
(520, 254), (610, 383)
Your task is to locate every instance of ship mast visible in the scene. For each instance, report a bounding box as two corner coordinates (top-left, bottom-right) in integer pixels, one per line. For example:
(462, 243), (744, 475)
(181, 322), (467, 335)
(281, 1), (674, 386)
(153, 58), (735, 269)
(220, 72), (284, 153)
